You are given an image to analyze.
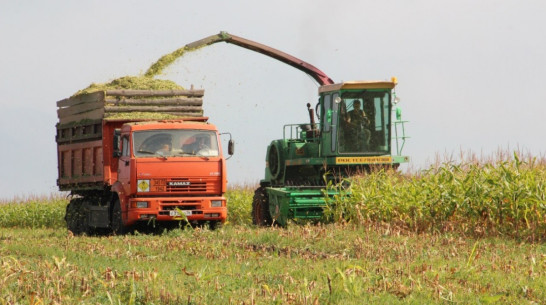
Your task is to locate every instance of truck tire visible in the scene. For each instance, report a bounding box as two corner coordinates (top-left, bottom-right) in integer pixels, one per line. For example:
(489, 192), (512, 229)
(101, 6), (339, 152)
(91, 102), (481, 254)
(111, 200), (126, 235)
(252, 187), (272, 226)
(66, 198), (86, 235)
(208, 221), (223, 230)
(80, 199), (94, 235)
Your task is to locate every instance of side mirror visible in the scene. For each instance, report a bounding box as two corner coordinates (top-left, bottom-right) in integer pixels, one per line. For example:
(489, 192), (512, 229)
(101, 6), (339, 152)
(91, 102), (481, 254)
(220, 132), (234, 159)
(113, 129), (121, 158)
(315, 101), (321, 120)
(228, 139), (235, 155)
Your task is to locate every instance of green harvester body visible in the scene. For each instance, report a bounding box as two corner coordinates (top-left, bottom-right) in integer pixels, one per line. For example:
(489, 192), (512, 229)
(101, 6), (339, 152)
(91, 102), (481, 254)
(253, 81), (409, 226)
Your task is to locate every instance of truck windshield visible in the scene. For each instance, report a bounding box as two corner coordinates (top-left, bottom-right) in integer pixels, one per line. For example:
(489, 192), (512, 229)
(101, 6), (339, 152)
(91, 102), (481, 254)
(133, 130), (219, 157)
(338, 91), (391, 154)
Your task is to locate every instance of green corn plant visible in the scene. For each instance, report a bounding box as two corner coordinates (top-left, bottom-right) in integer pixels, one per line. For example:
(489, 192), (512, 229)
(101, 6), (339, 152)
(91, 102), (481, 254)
(326, 153), (545, 240)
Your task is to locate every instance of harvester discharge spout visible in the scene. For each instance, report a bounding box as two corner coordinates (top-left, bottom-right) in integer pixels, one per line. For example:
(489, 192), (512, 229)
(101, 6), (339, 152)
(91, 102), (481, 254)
(184, 31), (335, 86)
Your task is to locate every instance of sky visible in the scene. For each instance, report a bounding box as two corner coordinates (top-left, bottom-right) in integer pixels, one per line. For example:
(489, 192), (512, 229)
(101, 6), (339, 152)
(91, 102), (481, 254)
(1, 0), (545, 199)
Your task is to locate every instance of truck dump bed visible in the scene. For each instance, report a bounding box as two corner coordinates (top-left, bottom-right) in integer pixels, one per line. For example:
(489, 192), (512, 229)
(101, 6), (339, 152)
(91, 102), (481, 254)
(56, 89), (205, 191)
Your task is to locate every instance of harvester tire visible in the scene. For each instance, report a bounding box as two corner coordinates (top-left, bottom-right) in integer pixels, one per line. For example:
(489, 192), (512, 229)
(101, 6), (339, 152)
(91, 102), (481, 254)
(252, 187), (272, 226)
(268, 142), (285, 182)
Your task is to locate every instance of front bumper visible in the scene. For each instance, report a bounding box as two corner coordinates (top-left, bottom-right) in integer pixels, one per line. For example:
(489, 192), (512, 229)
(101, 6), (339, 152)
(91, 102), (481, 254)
(125, 196), (227, 226)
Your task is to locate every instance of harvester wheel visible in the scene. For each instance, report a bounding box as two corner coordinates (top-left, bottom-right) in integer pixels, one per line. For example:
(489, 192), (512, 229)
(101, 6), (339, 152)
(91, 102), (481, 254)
(111, 200), (126, 235)
(267, 142), (285, 181)
(252, 187), (272, 226)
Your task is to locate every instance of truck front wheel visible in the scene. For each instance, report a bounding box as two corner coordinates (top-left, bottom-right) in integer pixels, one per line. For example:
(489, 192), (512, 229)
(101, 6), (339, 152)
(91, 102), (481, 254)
(111, 200), (126, 235)
(208, 221), (223, 230)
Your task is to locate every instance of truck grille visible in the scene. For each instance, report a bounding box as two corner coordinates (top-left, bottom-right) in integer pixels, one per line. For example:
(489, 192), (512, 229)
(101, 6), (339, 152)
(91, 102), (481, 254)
(167, 180), (207, 192)
(151, 178), (219, 193)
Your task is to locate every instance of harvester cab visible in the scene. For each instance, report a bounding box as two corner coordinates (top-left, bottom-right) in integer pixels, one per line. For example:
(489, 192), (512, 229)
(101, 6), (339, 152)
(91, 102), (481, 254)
(267, 80), (408, 184)
(180, 32), (409, 226)
(317, 80), (408, 161)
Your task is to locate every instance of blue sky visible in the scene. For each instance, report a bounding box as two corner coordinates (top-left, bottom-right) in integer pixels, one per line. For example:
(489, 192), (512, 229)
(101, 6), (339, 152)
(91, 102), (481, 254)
(1, 0), (545, 199)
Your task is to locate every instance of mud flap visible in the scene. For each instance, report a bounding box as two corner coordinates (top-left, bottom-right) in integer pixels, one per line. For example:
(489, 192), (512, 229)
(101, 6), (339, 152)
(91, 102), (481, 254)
(88, 205), (110, 228)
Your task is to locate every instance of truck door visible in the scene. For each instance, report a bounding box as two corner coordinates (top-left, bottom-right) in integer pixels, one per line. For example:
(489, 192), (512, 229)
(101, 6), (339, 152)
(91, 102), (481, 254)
(118, 135), (131, 195)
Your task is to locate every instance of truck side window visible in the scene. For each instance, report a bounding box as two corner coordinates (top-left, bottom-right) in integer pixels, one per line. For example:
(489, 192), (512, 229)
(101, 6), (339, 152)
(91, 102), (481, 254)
(122, 136), (130, 157)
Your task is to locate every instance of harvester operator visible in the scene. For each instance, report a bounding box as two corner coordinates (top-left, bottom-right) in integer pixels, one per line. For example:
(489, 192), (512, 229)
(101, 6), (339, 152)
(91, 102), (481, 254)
(344, 99), (371, 151)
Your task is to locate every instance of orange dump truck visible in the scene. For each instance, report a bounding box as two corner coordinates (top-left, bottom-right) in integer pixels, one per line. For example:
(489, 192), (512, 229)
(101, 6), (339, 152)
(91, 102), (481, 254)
(56, 89), (233, 234)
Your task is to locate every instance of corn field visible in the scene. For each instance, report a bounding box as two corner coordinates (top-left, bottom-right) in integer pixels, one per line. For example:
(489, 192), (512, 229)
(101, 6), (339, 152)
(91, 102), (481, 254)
(1, 153), (544, 241)
(325, 153), (546, 241)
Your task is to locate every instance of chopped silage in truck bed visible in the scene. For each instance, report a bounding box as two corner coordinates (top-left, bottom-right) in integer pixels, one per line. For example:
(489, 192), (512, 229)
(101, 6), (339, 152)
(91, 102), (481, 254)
(61, 39), (206, 125)
(73, 41), (200, 96)
(58, 87), (205, 126)
(72, 76), (185, 96)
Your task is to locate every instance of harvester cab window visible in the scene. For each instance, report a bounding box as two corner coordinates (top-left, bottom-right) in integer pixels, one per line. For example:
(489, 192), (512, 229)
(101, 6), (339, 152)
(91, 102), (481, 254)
(331, 93), (340, 152)
(338, 91), (391, 154)
(322, 94), (331, 132)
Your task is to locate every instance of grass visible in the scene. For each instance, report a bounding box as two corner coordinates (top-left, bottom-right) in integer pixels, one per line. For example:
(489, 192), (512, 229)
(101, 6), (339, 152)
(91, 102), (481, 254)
(1, 153), (544, 303)
(0, 225), (544, 304)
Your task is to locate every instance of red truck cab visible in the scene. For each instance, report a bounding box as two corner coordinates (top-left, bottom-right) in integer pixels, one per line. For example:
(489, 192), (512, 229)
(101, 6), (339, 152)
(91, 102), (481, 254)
(111, 119), (229, 229)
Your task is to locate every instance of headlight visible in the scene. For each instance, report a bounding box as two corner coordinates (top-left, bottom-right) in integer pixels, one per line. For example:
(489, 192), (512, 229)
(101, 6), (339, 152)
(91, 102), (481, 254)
(137, 180), (150, 192)
(211, 200), (223, 207)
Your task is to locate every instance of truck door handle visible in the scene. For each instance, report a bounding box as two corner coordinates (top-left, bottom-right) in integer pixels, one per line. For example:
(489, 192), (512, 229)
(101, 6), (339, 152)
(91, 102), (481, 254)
(125, 160), (129, 166)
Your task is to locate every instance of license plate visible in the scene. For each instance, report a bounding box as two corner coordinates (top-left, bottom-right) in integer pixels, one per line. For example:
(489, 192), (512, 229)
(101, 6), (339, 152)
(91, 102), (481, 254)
(169, 210), (192, 217)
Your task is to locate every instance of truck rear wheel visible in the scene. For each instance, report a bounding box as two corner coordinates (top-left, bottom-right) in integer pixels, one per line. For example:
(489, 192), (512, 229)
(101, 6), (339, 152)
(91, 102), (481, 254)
(111, 200), (126, 235)
(66, 198), (88, 235)
(252, 187), (272, 226)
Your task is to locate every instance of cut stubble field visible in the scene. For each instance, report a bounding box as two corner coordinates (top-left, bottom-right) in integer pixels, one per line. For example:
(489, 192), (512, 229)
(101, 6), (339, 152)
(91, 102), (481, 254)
(1, 224), (545, 304)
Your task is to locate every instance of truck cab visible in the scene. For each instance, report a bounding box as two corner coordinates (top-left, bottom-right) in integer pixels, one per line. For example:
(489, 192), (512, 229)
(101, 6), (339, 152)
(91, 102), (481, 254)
(111, 119), (231, 230)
